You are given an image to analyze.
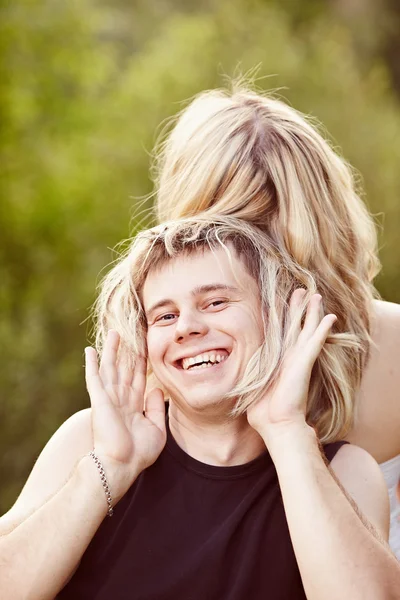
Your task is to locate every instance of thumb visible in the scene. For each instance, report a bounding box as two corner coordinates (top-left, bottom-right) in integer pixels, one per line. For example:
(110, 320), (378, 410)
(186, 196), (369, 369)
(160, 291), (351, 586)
(145, 388), (166, 433)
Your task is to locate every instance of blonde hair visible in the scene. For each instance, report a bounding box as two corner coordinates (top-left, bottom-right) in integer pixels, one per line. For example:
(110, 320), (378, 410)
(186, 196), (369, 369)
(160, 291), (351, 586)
(94, 214), (362, 443)
(152, 85), (381, 430)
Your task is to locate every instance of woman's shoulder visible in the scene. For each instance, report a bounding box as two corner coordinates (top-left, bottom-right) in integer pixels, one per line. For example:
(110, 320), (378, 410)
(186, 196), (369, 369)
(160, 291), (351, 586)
(372, 299), (400, 335)
(370, 299), (400, 370)
(345, 300), (400, 462)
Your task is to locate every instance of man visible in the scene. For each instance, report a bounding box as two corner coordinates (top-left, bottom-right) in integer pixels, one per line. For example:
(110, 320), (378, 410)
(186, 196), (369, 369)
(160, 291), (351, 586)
(1, 216), (399, 599)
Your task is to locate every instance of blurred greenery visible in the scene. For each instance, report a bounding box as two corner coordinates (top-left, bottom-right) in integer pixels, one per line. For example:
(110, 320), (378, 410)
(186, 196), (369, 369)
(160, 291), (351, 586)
(1, 0), (399, 513)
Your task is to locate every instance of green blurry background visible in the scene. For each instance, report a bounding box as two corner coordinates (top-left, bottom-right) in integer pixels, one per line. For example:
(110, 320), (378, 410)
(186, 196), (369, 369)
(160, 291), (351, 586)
(1, 0), (400, 513)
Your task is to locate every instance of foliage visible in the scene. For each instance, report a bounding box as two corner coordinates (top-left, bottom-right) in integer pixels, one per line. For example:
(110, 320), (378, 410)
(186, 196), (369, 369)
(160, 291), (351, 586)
(1, 0), (399, 512)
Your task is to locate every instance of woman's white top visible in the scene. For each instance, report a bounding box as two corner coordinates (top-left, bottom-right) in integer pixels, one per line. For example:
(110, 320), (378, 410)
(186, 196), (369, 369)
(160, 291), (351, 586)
(379, 454), (400, 559)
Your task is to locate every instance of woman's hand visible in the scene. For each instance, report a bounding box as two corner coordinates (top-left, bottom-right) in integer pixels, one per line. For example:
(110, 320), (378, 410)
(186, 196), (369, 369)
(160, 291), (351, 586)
(85, 330), (166, 502)
(247, 290), (336, 444)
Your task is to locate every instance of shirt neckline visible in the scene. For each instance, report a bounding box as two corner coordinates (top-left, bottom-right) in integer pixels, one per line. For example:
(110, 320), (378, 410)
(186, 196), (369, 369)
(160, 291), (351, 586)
(165, 413), (273, 480)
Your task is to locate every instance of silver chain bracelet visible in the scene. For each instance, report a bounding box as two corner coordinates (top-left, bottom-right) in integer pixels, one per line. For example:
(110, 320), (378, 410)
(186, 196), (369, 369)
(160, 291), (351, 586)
(88, 450), (114, 517)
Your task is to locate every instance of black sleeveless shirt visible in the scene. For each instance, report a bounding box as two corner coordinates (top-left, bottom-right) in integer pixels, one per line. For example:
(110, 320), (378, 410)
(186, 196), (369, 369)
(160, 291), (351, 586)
(58, 421), (348, 600)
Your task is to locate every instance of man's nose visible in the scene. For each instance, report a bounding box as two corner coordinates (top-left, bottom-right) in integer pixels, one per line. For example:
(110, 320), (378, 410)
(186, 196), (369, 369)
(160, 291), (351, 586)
(174, 311), (209, 343)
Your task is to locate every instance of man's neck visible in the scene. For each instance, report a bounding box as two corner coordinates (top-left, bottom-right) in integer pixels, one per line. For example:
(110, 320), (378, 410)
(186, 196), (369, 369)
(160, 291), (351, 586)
(168, 402), (267, 467)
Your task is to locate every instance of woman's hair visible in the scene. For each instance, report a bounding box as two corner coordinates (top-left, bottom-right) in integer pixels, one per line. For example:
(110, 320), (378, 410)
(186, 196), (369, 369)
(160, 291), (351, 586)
(93, 214), (362, 443)
(152, 84), (381, 424)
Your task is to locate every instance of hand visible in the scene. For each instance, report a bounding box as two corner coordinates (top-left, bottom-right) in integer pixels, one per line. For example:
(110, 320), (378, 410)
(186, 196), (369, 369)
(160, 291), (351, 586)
(85, 330), (166, 501)
(247, 290), (336, 443)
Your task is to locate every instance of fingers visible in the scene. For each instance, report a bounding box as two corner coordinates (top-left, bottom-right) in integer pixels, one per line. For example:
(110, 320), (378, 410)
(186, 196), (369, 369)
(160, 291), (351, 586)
(288, 288), (307, 339)
(289, 288), (306, 314)
(119, 360), (134, 387)
(130, 355), (147, 411)
(314, 313), (337, 344)
(301, 294), (323, 339)
(99, 330), (120, 385)
(291, 291), (337, 357)
(85, 347), (105, 405)
(307, 313), (337, 363)
(145, 388), (166, 433)
(100, 330), (138, 387)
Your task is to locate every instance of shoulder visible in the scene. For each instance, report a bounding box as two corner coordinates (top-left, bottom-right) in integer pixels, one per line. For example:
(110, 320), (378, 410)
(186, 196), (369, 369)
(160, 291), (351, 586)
(368, 300), (400, 366)
(346, 300), (400, 460)
(371, 299), (400, 346)
(365, 300), (400, 378)
(1, 409), (93, 528)
(330, 443), (390, 541)
(373, 299), (400, 318)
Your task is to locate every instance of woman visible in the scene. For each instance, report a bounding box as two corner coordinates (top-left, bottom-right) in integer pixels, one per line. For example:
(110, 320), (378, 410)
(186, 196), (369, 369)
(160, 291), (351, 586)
(152, 84), (400, 557)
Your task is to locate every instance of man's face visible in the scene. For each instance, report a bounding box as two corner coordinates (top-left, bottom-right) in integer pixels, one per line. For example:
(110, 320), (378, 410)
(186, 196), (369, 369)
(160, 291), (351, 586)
(142, 246), (264, 415)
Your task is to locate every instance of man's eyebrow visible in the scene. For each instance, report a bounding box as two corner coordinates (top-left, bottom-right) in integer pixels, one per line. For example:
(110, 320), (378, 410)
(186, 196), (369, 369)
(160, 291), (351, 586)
(191, 284), (239, 296)
(145, 284), (239, 317)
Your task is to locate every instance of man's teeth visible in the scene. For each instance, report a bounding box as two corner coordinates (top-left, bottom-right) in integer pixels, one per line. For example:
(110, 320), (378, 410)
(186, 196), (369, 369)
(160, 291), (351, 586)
(181, 352), (228, 371)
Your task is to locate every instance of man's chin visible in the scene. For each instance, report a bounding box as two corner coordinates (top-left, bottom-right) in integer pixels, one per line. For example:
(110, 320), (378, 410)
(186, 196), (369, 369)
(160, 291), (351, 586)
(169, 392), (237, 416)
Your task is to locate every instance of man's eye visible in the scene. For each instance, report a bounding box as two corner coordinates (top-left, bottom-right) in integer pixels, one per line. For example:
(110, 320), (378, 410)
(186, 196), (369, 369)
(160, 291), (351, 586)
(157, 313), (176, 322)
(207, 299), (228, 308)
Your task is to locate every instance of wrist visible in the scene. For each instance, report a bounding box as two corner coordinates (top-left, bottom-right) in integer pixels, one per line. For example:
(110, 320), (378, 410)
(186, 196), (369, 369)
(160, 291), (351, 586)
(260, 421), (318, 463)
(88, 451), (113, 517)
(79, 453), (141, 508)
(76, 456), (112, 518)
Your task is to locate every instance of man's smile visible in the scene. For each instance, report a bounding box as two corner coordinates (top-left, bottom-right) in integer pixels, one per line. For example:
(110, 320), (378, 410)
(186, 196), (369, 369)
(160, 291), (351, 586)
(174, 349), (230, 370)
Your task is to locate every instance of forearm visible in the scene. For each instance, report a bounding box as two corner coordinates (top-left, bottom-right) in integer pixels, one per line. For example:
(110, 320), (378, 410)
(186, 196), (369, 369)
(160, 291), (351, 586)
(0, 456), (116, 600)
(265, 425), (400, 600)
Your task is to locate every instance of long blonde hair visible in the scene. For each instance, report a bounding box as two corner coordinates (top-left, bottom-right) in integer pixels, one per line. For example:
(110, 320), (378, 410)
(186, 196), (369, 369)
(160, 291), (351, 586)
(94, 215), (362, 443)
(152, 85), (381, 429)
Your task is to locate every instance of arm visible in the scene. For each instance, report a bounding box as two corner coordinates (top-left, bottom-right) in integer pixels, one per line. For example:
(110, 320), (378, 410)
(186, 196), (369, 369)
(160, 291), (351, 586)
(247, 290), (400, 600)
(265, 424), (399, 600)
(0, 331), (166, 599)
(0, 408), (95, 599)
(0, 455), (127, 600)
